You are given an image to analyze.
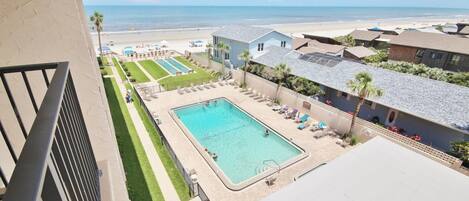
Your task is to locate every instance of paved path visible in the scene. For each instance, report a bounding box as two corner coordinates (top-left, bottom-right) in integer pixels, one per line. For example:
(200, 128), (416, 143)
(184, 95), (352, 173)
(134, 61), (157, 82)
(110, 57), (181, 201)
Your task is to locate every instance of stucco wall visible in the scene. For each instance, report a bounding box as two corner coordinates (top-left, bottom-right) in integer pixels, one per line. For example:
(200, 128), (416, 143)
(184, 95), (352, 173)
(389, 44), (418, 63)
(0, 0), (128, 200)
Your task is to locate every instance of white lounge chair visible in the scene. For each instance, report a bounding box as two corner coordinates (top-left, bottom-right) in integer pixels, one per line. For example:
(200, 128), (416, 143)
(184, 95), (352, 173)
(177, 87), (184, 95)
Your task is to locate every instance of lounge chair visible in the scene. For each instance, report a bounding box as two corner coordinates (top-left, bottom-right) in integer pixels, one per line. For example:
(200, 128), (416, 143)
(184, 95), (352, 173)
(209, 81), (217, 88)
(240, 87), (248, 92)
(285, 109), (298, 119)
(266, 97), (275, 106)
(277, 105), (289, 113)
(272, 104), (284, 111)
(313, 127), (337, 139)
(249, 90), (257, 97)
(196, 84), (204, 90)
(253, 92), (263, 100)
(297, 120), (312, 130)
(310, 121), (327, 132)
(336, 138), (350, 148)
(203, 82), (211, 89)
(245, 88), (253, 95)
(258, 94), (267, 102)
(151, 92), (158, 99)
(177, 87), (184, 95)
(184, 87), (191, 93)
(190, 83), (197, 92)
(297, 114), (310, 123)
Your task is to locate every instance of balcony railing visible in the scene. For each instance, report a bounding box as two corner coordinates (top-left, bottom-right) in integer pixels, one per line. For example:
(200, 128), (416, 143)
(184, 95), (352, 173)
(0, 62), (100, 201)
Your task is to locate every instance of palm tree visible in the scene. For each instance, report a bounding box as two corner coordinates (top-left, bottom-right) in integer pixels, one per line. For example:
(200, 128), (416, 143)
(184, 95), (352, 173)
(273, 63), (291, 101)
(217, 41), (230, 75)
(90, 11), (104, 56)
(238, 50), (252, 86)
(346, 72), (383, 137)
(206, 42), (213, 68)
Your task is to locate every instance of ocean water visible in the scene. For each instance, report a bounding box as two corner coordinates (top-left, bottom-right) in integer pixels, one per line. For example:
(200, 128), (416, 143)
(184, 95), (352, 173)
(174, 98), (301, 184)
(84, 6), (469, 32)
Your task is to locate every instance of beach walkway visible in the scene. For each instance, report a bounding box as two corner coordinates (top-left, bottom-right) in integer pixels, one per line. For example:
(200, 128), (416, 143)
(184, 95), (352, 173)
(110, 60), (181, 201)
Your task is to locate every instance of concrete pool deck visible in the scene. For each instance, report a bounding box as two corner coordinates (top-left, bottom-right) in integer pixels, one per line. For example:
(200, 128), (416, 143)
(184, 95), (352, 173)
(138, 83), (353, 201)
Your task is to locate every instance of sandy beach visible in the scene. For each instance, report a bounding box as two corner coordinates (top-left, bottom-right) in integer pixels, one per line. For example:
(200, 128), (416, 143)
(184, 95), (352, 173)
(91, 17), (466, 54)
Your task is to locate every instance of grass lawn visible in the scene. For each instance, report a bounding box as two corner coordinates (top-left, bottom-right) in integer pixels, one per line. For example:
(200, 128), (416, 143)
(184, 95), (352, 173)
(158, 56), (217, 90)
(101, 66), (113, 75)
(103, 78), (164, 201)
(139, 60), (169, 80)
(123, 62), (150, 83)
(112, 57), (127, 81)
(130, 89), (190, 201)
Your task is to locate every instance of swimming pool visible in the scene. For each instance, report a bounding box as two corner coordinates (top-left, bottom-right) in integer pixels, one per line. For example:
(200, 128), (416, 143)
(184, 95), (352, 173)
(173, 98), (304, 189)
(156, 58), (191, 75)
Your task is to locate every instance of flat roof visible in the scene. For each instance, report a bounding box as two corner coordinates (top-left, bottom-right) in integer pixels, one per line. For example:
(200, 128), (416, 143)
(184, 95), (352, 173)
(252, 46), (469, 133)
(390, 31), (469, 55)
(262, 137), (469, 201)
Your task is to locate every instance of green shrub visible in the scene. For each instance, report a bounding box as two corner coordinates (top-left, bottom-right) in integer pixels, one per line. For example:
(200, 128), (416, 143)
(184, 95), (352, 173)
(335, 34), (355, 47)
(363, 49), (388, 63)
(126, 72), (131, 76)
(97, 56), (103, 66)
(350, 135), (359, 146)
(101, 69), (108, 76)
(370, 61), (469, 87)
(449, 141), (469, 167)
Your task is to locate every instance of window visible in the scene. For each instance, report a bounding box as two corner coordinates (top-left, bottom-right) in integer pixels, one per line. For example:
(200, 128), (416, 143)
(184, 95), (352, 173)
(214, 37), (218, 45)
(449, 54), (461, 66)
(281, 41), (286, 47)
(416, 49), (424, 58)
(225, 52), (230, 60)
(430, 52), (443, 60)
(257, 43), (264, 51)
(214, 50), (219, 58)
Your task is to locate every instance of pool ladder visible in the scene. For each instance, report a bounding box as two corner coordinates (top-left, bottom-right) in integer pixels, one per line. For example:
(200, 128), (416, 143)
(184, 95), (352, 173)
(257, 159), (281, 186)
(256, 159), (280, 173)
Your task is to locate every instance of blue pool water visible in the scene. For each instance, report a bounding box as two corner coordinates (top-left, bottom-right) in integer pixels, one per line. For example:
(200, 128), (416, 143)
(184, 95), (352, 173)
(174, 98), (302, 184)
(167, 58), (191, 73)
(156, 58), (190, 75)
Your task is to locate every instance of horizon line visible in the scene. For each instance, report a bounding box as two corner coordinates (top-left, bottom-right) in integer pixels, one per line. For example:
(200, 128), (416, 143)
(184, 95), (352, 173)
(83, 5), (469, 9)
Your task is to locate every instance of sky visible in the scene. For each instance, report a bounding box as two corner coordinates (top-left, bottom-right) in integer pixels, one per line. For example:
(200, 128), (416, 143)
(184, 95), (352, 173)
(83, 0), (469, 8)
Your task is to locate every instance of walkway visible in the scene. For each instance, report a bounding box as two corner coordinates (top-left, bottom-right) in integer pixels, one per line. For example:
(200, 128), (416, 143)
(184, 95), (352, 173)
(110, 57), (180, 201)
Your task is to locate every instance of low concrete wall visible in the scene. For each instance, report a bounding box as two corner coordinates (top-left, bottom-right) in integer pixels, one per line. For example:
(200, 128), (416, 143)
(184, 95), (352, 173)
(233, 70), (463, 168)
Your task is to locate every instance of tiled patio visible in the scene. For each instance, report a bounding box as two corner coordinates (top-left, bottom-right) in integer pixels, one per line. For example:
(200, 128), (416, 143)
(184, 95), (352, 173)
(139, 83), (354, 201)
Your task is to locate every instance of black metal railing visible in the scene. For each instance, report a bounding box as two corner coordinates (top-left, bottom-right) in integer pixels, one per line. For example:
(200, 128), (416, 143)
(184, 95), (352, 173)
(0, 62), (100, 201)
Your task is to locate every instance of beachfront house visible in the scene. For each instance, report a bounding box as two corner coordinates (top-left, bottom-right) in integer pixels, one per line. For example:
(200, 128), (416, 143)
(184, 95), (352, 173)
(389, 31), (469, 72)
(348, 30), (397, 49)
(211, 25), (292, 68)
(251, 46), (469, 152)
